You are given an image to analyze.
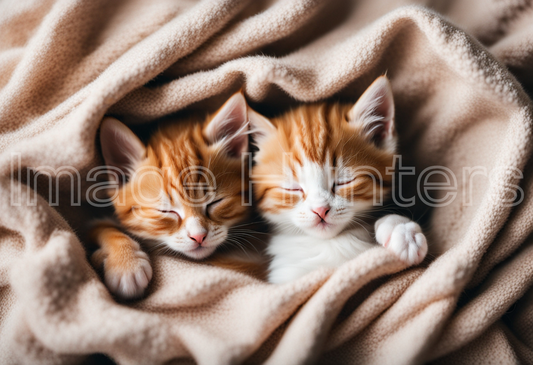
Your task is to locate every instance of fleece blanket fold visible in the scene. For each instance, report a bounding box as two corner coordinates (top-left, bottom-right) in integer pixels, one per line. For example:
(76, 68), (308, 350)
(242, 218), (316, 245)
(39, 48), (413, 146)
(1, 0), (533, 364)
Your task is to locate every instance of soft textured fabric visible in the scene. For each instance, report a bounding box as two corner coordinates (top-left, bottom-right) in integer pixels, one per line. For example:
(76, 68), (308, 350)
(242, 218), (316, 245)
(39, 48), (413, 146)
(1, 0), (533, 364)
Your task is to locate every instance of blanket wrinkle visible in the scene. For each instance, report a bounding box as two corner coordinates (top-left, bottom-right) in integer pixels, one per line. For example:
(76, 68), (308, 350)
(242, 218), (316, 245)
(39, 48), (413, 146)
(1, 1), (533, 364)
(166, 0), (328, 77)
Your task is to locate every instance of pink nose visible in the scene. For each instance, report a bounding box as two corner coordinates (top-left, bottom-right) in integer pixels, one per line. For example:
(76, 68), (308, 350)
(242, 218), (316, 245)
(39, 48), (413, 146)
(189, 233), (207, 244)
(312, 206), (330, 220)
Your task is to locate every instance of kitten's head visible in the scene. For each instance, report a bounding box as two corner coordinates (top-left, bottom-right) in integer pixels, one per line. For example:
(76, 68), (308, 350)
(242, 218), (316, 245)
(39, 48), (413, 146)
(251, 76), (396, 239)
(100, 92), (250, 259)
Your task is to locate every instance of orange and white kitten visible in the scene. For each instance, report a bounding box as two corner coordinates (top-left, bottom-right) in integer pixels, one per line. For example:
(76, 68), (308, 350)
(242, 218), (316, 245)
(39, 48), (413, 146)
(250, 76), (428, 284)
(90, 92), (254, 299)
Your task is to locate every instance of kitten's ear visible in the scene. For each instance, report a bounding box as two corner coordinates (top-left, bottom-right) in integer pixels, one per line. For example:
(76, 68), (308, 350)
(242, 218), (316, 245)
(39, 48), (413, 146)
(249, 109), (276, 147)
(100, 117), (146, 184)
(204, 92), (249, 158)
(347, 76), (396, 153)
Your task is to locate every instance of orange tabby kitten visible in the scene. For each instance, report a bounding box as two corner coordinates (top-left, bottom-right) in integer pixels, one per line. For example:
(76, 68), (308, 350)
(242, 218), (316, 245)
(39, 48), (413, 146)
(250, 76), (428, 283)
(90, 92), (257, 299)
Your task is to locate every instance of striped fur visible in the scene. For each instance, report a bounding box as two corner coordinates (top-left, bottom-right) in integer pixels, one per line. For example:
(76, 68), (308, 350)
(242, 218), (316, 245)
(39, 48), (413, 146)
(90, 92), (255, 299)
(252, 99), (395, 239)
(250, 76), (405, 283)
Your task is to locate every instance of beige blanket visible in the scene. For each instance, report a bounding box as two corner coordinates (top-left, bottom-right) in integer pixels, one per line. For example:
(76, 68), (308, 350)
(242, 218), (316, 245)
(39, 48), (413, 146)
(1, 0), (533, 364)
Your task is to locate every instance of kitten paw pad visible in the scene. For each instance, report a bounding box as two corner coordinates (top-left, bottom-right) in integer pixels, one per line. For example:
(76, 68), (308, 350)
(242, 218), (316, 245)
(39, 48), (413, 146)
(92, 246), (153, 300)
(375, 216), (427, 265)
(385, 222), (427, 265)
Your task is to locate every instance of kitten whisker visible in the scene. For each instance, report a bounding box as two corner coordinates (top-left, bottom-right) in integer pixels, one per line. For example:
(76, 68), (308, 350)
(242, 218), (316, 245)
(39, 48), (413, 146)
(224, 238), (252, 256)
(348, 217), (373, 236)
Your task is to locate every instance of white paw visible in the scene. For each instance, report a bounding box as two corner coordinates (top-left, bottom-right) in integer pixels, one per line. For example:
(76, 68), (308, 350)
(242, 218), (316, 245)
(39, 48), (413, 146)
(375, 215), (427, 265)
(93, 246), (153, 300)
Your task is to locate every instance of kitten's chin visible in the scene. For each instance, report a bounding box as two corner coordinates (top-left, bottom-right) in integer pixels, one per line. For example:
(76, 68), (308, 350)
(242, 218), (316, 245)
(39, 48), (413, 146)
(309, 228), (340, 239)
(302, 222), (344, 239)
(181, 246), (217, 260)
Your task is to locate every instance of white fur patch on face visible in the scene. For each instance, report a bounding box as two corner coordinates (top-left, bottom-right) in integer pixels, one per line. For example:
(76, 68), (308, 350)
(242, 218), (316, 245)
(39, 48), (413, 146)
(136, 192), (230, 260)
(265, 157), (374, 239)
(168, 216), (228, 260)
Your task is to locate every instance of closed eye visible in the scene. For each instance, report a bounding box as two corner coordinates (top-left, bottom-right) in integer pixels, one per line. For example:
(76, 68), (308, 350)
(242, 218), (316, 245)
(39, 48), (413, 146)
(206, 198), (223, 218)
(158, 210), (181, 219)
(334, 176), (372, 191)
(283, 187), (303, 192)
(281, 182), (303, 192)
(335, 179), (354, 187)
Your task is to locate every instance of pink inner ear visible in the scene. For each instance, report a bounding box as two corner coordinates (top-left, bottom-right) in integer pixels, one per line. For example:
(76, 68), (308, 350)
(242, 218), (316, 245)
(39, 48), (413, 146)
(225, 132), (248, 158)
(348, 76), (396, 150)
(365, 118), (393, 147)
(102, 132), (141, 168)
(100, 117), (145, 183)
(370, 91), (394, 124)
(205, 92), (249, 158)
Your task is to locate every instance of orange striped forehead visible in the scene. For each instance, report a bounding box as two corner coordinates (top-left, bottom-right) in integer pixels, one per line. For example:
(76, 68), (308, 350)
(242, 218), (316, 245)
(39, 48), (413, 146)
(285, 104), (334, 164)
(114, 116), (249, 237)
(101, 91), (253, 260)
(252, 102), (394, 214)
(264, 103), (394, 172)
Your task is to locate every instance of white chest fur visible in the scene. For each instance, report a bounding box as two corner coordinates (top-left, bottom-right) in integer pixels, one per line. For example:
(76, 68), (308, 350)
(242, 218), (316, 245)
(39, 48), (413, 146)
(266, 214), (428, 284)
(267, 227), (375, 284)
